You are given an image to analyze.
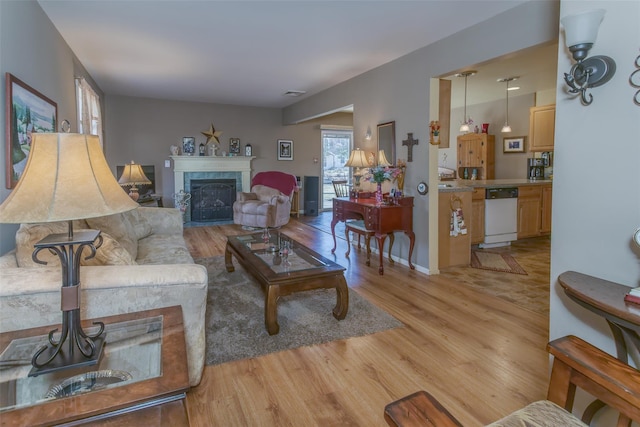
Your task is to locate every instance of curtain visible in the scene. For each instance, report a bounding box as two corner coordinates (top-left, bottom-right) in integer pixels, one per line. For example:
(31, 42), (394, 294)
(75, 78), (102, 146)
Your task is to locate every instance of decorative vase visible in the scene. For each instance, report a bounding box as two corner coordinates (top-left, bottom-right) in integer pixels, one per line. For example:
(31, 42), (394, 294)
(375, 182), (383, 205)
(396, 169), (405, 192)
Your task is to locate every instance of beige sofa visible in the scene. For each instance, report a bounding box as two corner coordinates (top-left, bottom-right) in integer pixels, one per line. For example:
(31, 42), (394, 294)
(0, 207), (208, 386)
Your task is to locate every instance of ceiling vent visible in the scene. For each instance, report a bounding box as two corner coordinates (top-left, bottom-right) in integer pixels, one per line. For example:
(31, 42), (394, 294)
(283, 90), (307, 97)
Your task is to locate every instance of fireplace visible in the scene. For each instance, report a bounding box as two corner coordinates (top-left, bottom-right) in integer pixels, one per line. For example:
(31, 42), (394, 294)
(171, 156), (254, 223)
(190, 179), (236, 222)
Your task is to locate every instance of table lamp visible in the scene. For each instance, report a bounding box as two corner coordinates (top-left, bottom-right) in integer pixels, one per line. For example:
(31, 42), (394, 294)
(377, 150), (391, 167)
(118, 160), (151, 201)
(0, 133), (138, 376)
(344, 148), (370, 191)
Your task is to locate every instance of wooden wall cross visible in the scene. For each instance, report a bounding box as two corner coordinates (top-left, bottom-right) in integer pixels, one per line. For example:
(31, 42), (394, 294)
(402, 133), (419, 162)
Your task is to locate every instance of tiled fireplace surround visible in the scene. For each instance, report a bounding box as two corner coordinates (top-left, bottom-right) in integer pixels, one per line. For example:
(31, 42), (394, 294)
(171, 156), (254, 222)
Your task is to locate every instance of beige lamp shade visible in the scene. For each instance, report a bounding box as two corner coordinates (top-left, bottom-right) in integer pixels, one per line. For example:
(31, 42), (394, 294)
(0, 133), (138, 224)
(344, 148), (370, 168)
(118, 161), (151, 186)
(377, 150), (391, 167)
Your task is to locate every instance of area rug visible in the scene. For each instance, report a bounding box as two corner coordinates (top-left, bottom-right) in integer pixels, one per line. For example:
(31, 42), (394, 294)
(195, 256), (403, 365)
(470, 250), (527, 275)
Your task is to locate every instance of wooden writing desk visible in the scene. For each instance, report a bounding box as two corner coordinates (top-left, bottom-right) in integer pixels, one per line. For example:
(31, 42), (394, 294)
(331, 196), (415, 274)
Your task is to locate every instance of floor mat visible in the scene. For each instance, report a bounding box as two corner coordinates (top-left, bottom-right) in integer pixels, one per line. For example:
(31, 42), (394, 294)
(470, 250), (527, 275)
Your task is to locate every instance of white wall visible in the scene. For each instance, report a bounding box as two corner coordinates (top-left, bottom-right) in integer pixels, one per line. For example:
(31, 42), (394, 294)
(0, 1), (101, 254)
(549, 1), (640, 420)
(283, 1), (560, 271)
(550, 0), (640, 362)
(442, 92), (537, 180)
(105, 95), (352, 206)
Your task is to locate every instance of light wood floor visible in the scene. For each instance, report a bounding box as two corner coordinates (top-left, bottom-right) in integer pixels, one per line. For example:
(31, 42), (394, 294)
(183, 215), (551, 426)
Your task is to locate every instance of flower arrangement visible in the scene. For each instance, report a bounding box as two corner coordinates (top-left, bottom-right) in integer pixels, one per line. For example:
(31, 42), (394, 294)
(365, 166), (402, 184)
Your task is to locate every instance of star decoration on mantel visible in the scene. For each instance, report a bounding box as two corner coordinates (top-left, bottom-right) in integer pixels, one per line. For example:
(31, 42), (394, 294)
(202, 123), (222, 145)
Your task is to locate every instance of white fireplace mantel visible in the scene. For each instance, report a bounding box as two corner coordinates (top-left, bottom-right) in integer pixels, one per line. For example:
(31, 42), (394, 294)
(171, 156), (255, 194)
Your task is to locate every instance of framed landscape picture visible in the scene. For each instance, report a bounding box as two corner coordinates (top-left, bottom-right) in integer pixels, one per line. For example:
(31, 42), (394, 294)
(503, 136), (525, 153)
(5, 73), (57, 188)
(278, 139), (293, 161)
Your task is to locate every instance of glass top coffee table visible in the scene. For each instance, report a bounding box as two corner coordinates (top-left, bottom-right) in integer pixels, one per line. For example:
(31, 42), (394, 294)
(225, 230), (349, 335)
(0, 306), (189, 426)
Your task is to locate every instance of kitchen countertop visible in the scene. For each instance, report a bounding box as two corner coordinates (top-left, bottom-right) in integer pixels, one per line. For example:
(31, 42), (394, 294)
(438, 178), (552, 193)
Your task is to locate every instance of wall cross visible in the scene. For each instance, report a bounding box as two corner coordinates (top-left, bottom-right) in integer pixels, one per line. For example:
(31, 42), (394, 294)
(402, 133), (419, 162)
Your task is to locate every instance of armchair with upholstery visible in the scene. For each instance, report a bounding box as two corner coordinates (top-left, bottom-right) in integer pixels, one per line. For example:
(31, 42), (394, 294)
(233, 171), (298, 228)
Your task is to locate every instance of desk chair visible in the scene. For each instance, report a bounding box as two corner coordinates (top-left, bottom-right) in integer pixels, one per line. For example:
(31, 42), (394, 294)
(384, 335), (640, 427)
(332, 180), (351, 198)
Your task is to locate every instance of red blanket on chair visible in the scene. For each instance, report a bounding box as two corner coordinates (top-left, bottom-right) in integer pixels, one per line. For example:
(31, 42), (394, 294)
(251, 171), (298, 196)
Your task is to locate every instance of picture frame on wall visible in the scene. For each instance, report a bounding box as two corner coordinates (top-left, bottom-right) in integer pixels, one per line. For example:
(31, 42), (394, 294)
(5, 73), (58, 189)
(278, 139), (293, 161)
(182, 137), (195, 155)
(229, 138), (240, 154)
(503, 136), (525, 153)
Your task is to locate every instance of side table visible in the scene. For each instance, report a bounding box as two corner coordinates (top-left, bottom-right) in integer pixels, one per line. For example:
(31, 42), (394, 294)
(0, 306), (190, 426)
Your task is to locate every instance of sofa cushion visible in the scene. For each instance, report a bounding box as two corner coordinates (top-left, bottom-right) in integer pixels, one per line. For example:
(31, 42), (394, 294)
(15, 223), (136, 267)
(84, 208), (152, 259)
(136, 234), (193, 265)
(124, 208), (154, 240)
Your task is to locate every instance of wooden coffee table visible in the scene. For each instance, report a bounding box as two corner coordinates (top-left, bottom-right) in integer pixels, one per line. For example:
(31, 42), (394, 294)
(225, 230), (349, 335)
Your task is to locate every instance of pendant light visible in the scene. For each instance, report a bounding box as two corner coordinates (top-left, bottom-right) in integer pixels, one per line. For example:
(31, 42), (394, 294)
(455, 71), (476, 133)
(498, 77), (518, 133)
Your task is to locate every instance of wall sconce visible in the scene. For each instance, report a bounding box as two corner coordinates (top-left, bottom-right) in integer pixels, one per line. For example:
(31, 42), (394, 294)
(561, 9), (616, 105)
(365, 127), (372, 141)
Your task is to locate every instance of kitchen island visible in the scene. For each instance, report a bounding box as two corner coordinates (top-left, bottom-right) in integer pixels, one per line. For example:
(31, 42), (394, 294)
(438, 179), (552, 268)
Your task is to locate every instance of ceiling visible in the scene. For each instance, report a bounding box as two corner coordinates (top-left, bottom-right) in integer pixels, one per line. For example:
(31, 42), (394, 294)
(444, 42), (559, 109)
(37, 0), (550, 109)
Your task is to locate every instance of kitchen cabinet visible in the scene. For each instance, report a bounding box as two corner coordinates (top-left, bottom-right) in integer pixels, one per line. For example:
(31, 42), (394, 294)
(529, 104), (555, 152)
(516, 184), (553, 238)
(517, 185), (545, 239)
(540, 184), (552, 234)
(457, 134), (494, 180)
(438, 191), (471, 268)
(470, 188), (485, 244)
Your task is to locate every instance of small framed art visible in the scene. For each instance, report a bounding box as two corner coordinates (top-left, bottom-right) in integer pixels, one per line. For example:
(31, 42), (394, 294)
(229, 138), (240, 154)
(503, 136), (525, 153)
(182, 137), (195, 155)
(278, 139), (293, 161)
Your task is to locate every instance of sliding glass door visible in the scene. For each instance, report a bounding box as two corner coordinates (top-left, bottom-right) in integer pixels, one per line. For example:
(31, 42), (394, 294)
(321, 129), (352, 211)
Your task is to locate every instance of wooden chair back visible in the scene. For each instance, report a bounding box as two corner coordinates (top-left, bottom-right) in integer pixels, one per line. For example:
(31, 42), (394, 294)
(332, 180), (350, 198)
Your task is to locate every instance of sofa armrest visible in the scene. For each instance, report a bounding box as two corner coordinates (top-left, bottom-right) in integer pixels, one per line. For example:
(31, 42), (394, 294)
(270, 194), (290, 205)
(0, 264), (208, 386)
(237, 192), (258, 202)
(138, 207), (184, 234)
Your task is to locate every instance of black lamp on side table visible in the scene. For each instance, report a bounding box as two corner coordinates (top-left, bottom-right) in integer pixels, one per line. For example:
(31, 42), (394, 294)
(0, 133), (138, 376)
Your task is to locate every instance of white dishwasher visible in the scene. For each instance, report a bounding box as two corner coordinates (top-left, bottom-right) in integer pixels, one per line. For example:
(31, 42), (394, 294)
(480, 187), (518, 248)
